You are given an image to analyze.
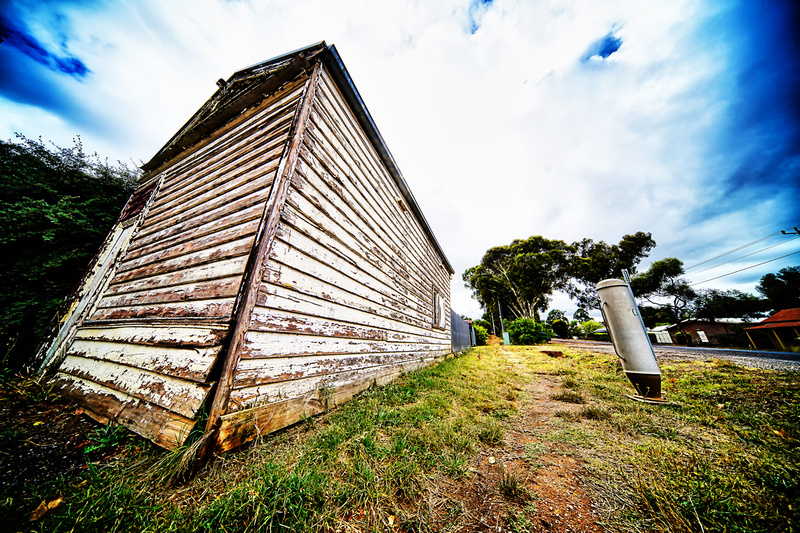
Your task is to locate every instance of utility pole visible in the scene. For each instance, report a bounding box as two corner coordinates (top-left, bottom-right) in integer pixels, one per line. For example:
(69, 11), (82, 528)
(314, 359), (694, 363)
(781, 226), (800, 236)
(498, 302), (510, 345)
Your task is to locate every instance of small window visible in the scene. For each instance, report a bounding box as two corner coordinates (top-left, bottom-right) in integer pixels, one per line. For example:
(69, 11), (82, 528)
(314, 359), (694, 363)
(432, 288), (445, 330)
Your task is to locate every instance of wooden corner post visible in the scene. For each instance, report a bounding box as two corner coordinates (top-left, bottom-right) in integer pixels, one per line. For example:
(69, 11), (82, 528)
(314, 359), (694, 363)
(197, 61), (322, 461)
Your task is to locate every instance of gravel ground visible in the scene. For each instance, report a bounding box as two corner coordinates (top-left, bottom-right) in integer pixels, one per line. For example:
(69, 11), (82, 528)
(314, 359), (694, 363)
(554, 339), (800, 372)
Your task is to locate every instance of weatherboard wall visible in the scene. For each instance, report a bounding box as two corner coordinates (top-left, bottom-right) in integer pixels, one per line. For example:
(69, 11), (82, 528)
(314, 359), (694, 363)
(216, 67), (452, 449)
(49, 78), (308, 449)
(48, 49), (455, 453)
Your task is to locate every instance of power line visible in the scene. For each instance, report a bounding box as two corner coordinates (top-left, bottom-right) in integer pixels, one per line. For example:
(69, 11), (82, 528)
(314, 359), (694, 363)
(687, 235), (800, 276)
(690, 249), (800, 286)
(684, 224), (799, 271)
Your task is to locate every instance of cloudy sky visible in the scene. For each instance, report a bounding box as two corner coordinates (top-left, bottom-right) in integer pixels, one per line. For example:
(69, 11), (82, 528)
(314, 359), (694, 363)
(1, 0), (799, 320)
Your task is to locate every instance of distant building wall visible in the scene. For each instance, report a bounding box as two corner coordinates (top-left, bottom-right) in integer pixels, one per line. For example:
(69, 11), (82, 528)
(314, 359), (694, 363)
(667, 320), (745, 345)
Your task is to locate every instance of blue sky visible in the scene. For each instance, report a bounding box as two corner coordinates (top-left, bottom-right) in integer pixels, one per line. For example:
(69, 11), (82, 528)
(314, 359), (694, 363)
(1, 0), (798, 319)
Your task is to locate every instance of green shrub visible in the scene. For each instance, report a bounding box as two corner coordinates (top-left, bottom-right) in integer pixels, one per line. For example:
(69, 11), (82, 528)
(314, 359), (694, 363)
(550, 318), (570, 339)
(0, 136), (138, 373)
(507, 318), (554, 345)
(473, 319), (492, 334)
(579, 320), (603, 337)
(674, 331), (692, 345)
(473, 324), (488, 346)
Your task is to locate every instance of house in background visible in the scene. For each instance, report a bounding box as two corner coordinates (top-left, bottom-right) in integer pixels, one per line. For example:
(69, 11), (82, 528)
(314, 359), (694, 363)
(39, 42), (459, 454)
(663, 319), (749, 345)
(745, 308), (800, 352)
(650, 325), (672, 344)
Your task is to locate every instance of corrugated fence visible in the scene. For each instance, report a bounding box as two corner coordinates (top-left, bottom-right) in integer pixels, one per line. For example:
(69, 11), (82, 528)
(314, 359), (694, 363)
(451, 309), (474, 353)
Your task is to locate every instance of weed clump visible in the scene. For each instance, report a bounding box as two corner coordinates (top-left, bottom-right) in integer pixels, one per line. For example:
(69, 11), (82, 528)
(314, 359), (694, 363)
(554, 409), (582, 421)
(477, 418), (504, 445)
(551, 390), (586, 404)
(498, 471), (530, 501)
(579, 406), (612, 421)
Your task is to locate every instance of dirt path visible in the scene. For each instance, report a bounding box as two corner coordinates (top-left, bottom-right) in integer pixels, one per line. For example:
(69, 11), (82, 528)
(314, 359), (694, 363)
(439, 347), (603, 532)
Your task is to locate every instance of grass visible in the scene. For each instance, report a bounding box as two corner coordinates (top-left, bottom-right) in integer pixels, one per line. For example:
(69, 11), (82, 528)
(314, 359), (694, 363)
(5, 344), (799, 532)
(550, 390), (586, 404)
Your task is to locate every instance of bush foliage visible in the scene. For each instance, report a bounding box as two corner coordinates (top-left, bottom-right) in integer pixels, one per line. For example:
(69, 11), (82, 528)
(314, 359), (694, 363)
(506, 318), (554, 345)
(472, 323), (488, 345)
(0, 135), (138, 373)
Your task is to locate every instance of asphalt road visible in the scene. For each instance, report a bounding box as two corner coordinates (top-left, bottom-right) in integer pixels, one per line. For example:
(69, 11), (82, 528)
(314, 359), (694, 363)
(554, 340), (800, 371)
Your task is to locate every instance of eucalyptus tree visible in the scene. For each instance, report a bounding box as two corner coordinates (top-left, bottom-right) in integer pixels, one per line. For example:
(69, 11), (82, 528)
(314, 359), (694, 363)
(694, 289), (767, 321)
(630, 258), (696, 334)
(463, 236), (573, 322)
(573, 308), (591, 322)
(757, 266), (800, 312)
(566, 231), (656, 309)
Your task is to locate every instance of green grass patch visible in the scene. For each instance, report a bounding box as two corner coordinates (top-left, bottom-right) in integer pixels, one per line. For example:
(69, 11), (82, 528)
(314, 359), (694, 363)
(5, 345), (798, 533)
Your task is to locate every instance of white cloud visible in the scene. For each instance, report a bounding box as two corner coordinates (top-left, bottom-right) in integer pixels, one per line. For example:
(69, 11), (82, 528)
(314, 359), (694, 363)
(2, 0), (796, 322)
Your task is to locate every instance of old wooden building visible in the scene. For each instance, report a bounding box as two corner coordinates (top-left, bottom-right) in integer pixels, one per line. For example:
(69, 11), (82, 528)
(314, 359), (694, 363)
(40, 42), (455, 453)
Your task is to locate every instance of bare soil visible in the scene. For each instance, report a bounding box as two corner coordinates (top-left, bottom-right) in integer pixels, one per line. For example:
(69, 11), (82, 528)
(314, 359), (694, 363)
(0, 379), (96, 496)
(0, 377), (142, 526)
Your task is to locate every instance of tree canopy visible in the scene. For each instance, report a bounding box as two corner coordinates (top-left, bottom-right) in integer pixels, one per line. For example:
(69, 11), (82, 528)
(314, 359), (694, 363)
(0, 135), (138, 372)
(464, 232), (655, 323)
(572, 308), (591, 322)
(630, 258), (696, 328)
(693, 289), (768, 321)
(463, 236), (573, 322)
(757, 266), (800, 312)
(638, 305), (675, 328)
(567, 231), (656, 309)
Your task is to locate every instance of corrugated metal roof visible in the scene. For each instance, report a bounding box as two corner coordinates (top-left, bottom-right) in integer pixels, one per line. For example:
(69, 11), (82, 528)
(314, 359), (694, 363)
(747, 320), (800, 331)
(746, 308), (800, 330)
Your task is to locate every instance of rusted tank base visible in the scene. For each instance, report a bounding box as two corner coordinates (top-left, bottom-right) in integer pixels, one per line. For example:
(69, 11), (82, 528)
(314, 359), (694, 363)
(625, 372), (661, 399)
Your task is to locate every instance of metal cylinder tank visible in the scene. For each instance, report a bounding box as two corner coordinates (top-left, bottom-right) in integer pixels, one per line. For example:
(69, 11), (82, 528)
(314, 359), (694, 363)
(596, 278), (662, 399)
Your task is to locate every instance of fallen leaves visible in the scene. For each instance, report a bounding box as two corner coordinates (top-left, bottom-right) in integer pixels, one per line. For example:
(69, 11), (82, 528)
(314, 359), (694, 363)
(29, 496), (62, 521)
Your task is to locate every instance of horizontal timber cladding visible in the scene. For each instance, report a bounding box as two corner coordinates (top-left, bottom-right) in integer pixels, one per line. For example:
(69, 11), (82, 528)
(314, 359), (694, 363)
(57, 355), (211, 419)
(228, 353), (446, 419)
(91, 79), (307, 322)
(228, 65), (451, 415)
(51, 74), (313, 449)
(66, 338), (220, 383)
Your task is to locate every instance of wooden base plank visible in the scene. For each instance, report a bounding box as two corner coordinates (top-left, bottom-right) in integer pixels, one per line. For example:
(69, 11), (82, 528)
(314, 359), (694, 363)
(50, 373), (197, 450)
(214, 353), (446, 453)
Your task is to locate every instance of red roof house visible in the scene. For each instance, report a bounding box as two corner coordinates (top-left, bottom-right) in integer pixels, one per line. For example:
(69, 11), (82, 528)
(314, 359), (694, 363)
(745, 308), (800, 352)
